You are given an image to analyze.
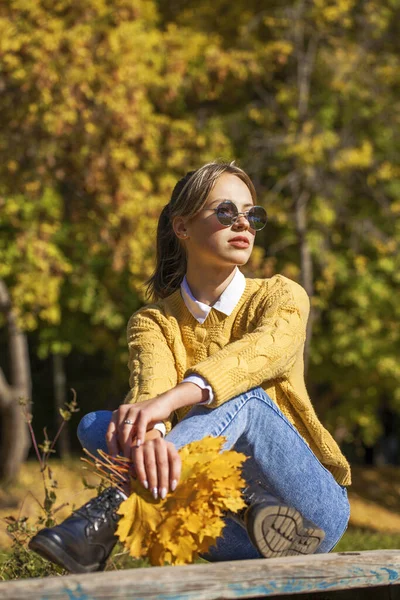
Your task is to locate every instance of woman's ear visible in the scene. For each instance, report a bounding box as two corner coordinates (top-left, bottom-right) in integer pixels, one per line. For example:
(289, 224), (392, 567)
(173, 216), (189, 240)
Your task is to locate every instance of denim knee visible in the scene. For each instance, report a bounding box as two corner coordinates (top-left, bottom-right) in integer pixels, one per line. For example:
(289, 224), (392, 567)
(76, 410), (112, 455)
(76, 411), (98, 446)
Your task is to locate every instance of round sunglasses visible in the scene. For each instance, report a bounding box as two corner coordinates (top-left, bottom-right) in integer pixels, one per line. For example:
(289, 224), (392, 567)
(212, 200), (267, 231)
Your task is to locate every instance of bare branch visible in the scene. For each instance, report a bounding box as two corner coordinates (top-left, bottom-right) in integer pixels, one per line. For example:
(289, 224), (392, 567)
(351, 218), (397, 251)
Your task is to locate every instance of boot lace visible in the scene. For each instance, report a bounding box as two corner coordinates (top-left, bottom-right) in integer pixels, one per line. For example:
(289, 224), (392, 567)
(75, 487), (124, 532)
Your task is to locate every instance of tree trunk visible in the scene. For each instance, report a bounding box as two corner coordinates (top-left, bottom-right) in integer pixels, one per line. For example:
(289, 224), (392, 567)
(0, 280), (31, 483)
(293, 187), (315, 375)
(291, 21), (319, 376)
(53, 353), (70, 457)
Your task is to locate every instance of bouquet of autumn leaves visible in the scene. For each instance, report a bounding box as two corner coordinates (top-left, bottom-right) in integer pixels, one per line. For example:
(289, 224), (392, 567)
(84, 437), (246, 566)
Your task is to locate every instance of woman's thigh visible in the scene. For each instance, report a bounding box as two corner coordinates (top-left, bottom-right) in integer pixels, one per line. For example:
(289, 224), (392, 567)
(167, 388), (350, 554)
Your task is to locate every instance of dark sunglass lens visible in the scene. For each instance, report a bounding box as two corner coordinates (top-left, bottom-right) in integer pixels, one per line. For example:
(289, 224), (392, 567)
(216, 201), (237, 226)
(248, 206), (267, 230)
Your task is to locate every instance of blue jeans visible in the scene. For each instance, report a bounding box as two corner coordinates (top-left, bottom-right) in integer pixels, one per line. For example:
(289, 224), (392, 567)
(77, 387), (350, 561)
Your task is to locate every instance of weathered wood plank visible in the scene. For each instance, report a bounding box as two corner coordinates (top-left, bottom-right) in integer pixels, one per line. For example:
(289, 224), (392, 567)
(1, 550), (400, 600)
(266, 584), (400, 599)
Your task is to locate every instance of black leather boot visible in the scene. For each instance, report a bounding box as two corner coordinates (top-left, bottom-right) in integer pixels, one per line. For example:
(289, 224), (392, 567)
(28, 487), (126, 573)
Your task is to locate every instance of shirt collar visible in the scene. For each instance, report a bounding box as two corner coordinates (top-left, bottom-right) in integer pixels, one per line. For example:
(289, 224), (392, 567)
(180, 268), (246, 324)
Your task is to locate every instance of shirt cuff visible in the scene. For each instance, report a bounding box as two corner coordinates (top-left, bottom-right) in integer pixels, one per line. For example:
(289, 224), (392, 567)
(181, 375), (213, 405)
(153, 422), (166, 437)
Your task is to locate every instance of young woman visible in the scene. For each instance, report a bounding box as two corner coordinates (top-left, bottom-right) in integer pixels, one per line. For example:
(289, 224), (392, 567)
(30, 161), (351, 573)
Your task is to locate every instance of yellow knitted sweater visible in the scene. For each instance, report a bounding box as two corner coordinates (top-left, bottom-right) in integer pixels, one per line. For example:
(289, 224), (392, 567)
(126, 274), (351, 486)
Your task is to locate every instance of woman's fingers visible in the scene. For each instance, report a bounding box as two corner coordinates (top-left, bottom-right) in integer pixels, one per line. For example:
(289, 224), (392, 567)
(122, 424), (135, 458)
(154, 438), (169, 499)
(132, 439), (180, 499)
(143, 442), (158, 498)
(105, 412), (119, 456)
(168, 443), (181, 492)
(117, 407), (150, 456)
(135, 409), (149, 448)
(117, 408), (138, 457)
(132, 445), (147, 489)
(105, 397), (171, 458)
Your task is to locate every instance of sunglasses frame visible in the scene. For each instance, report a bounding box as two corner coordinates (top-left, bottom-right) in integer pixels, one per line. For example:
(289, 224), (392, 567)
(212, 200), (267, 231)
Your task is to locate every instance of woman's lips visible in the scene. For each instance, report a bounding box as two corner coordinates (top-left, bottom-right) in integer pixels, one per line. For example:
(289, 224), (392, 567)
(228, 237), (250, 248)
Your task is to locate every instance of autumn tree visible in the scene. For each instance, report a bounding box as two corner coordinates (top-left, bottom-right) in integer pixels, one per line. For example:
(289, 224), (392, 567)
(162, 0), (400, 449)
(0, 0), (234, 480)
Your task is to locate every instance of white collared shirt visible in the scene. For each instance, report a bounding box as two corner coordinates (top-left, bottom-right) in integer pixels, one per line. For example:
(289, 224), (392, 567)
(180, 267), (246, 324)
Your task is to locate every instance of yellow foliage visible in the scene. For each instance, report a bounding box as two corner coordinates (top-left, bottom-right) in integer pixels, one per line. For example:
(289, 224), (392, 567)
(287, 127), (339, 166)
(116, 436), (246, 566)
(312, 0), (355, 27)
(376, 161), (400, 181)
(354, 255), (368, 275)
(333, 140), (373, 171)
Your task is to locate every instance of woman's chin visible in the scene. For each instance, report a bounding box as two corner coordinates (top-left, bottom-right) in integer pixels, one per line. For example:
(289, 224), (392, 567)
(221, 255), (251, 268)
(226, 248), (252, 265)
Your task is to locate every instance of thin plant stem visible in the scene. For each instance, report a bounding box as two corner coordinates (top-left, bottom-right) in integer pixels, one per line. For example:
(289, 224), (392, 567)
(52, 503), (69, 515)
(26, 420), (44, 470)
(49, 421), (65, 455)
(48, 388), (78, 457)
(81, 449), (132, 492)
(17, 490), (45, 518)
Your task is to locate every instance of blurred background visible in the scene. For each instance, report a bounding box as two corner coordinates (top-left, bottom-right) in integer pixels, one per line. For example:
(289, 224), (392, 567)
(1, 0), (400, 555)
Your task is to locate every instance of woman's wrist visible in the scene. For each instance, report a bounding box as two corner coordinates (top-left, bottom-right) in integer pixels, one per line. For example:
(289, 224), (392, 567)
(165, 381), (208, 411)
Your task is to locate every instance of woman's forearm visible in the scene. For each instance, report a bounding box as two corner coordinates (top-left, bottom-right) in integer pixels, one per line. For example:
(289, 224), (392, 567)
(165, 381), (209, 412)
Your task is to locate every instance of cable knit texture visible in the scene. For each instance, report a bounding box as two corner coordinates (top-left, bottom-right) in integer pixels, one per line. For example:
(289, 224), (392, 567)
(126, 274), (351, 486)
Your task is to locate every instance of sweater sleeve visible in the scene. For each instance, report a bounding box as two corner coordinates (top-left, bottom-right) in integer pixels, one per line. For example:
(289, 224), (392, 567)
(125, 309), (178, 433)
(184, 276), (309, 407)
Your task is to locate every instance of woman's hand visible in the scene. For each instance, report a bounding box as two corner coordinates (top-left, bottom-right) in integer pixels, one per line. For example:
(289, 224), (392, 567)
(105, 383), (206, 497)
(132, 435), (181, 499)
(106, 395), (175, 457)
(106, 383), (207, 457)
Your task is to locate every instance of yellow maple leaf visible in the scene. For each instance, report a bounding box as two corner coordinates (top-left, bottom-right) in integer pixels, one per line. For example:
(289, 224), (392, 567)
(116, 483), (163, 558)
(148, 541), (170, 566)
(116, 436), (247, 565)
(157, 514), (183, 546)
(197, 534), (220, 554)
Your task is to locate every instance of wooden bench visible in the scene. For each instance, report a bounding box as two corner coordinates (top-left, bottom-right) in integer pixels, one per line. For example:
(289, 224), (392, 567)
(1, 550), (400, 600)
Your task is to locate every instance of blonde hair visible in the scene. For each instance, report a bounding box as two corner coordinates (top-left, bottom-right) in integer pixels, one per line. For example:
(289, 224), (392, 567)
(146, 160), (257, 300)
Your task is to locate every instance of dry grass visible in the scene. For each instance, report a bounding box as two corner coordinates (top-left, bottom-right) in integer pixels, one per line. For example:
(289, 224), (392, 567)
(1, 461), (400, 550)
(0, 458), (99, 549)
(348, 466), (400, 533)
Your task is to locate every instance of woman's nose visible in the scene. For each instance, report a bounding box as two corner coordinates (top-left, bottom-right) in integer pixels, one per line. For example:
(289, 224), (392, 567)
(232, 214), (250, 230)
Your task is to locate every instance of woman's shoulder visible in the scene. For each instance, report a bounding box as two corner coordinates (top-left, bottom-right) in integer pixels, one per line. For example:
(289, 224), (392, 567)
(127, 289), (182, 329)
(127, 301), (167, 330)
(245, 274), (310, 310)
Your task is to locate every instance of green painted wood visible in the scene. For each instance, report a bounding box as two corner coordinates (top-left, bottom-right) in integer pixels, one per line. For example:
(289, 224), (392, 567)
(1, 550), (400, 600)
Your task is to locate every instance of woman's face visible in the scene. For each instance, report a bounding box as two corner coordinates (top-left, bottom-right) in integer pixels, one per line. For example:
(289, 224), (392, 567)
(177, 173), (256, 270)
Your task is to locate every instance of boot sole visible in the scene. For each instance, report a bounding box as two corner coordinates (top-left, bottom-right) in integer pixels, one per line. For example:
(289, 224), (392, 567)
(29, 535), (105, 574)
(246, 504), (325, 558)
